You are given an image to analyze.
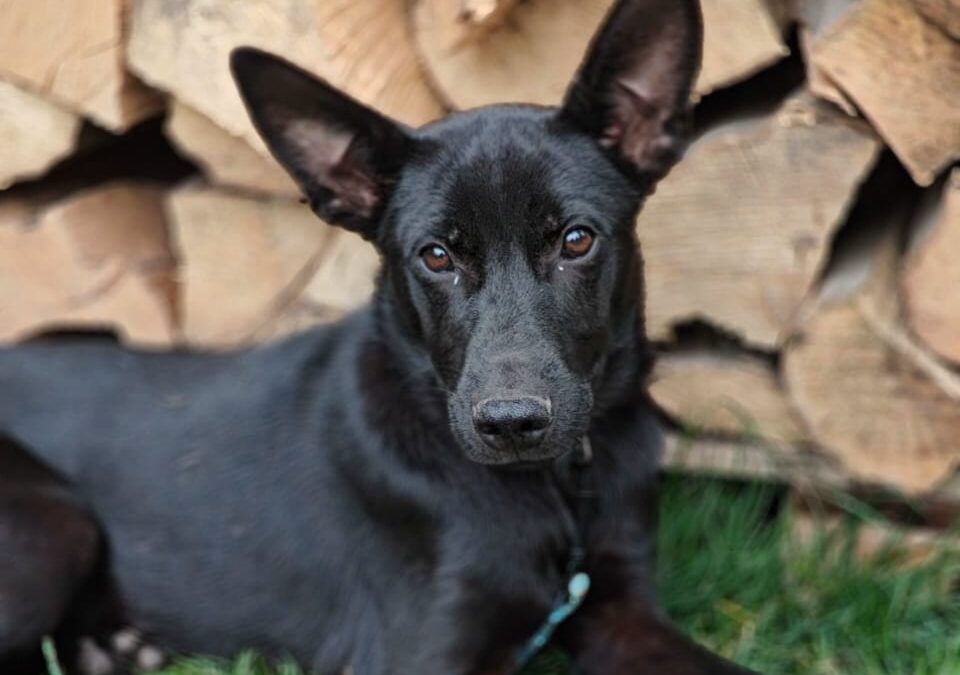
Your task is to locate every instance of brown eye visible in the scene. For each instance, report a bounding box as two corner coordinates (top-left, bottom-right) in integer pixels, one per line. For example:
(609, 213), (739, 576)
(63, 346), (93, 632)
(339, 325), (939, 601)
(421, 244), (454, 273)
(561, 226), (595, 259)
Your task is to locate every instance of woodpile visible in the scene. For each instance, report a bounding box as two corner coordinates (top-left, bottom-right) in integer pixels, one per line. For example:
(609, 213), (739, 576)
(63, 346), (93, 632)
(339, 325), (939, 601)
(782, 172), (960, 493)
(0, 0), (958, 500)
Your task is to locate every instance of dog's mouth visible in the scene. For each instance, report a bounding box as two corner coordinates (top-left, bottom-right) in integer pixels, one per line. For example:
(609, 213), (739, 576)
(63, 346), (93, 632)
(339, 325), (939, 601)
(460, 444), (568, 466)
(495, 455), (571, 471)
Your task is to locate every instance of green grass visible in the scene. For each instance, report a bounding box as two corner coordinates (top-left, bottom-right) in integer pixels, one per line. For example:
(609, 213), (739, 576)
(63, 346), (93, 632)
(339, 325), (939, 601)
(49, 475), (958, 675)
(658, 477), (960, 674)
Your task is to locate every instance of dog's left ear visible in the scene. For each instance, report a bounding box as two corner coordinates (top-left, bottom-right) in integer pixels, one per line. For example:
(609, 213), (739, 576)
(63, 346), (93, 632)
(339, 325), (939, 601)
(230, 48), (412, 240)
(559, 0), (702, 184)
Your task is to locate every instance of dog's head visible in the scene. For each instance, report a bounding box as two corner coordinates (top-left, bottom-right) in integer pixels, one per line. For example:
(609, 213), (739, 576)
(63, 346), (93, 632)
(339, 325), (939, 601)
(231, 0), (701, 465)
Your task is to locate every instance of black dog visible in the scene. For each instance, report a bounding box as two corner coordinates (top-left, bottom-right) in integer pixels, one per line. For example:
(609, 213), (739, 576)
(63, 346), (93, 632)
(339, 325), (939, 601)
(0, 1), (755, 673)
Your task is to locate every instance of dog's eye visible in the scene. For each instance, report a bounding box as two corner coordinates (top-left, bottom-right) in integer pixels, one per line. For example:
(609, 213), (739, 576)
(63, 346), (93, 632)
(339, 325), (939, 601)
(421, 244), (455, 273)
(561, 226), (595, 259)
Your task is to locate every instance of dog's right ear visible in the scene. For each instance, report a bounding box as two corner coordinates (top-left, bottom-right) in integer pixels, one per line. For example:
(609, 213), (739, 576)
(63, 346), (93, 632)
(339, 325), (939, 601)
(230, 48), (412, 240)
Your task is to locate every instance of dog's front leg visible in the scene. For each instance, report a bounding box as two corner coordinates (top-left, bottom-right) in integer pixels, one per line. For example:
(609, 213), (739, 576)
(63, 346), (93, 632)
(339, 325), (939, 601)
(398, 587), (541, 675)
(564, 600), (757, 675)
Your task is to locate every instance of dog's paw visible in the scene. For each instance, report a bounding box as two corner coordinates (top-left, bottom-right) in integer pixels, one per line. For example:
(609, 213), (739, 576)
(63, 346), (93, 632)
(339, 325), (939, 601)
(103, 627), (168, 673)
(134, 644), (167, 672)
(77, 638), (114, 675)
(109, 628), (141, 656)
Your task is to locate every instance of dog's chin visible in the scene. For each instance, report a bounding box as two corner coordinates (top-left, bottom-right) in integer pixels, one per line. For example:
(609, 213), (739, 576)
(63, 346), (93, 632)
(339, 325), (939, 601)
(456, 433), (578, 468)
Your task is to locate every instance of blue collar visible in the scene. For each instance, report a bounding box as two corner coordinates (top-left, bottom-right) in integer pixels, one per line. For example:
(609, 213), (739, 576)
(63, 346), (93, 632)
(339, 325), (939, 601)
(513, 437), (595, 672)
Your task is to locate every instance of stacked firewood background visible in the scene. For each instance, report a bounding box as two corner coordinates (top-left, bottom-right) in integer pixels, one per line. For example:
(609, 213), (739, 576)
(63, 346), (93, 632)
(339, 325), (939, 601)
(1, 0), (958, 502)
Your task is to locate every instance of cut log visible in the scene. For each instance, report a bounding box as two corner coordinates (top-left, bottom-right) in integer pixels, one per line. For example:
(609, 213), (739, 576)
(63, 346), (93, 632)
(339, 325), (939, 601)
(812, 0), (960, 185)
(663, 434), (845, 490)
(0, 182), (178, 347)
(165, 102), (299, 199)
(0, 0), (161, 132)
(169, 184), (328, 349)
(903, 169), (960, 365)
(413, 0), (610, 110)
(0, 81), (81, 189)
(651, 350), (807, 445)
(791, 0), (859, 114)
(783, 205), (960, 494)
(412, 0), (787, 110)
(128, 0), (442, 157)
(763, 0), (795, 33)
(697, 0), (790, 95)
(911, 0), (960, 39)
(170, 184), (377, 349)
(640, 94), (881, 349)
(254, 229), (380, 344)
(663, 433), (960, 501)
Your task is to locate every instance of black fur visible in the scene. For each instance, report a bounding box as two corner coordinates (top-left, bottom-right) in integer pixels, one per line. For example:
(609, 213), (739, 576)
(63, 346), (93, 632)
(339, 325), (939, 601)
(0, 1), (755, 673)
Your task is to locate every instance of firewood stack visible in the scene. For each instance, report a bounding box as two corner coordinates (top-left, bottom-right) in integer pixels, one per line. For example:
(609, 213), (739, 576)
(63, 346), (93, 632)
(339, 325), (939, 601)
(1, 0), (958, 500)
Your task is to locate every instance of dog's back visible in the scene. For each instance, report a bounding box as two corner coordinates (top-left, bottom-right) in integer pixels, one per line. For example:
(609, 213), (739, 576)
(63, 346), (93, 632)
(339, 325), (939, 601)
(0, 318), (344, 478)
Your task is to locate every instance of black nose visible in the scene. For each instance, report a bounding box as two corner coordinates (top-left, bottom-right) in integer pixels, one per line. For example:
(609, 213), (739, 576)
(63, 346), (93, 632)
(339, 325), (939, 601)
(473, 397), (552, 450)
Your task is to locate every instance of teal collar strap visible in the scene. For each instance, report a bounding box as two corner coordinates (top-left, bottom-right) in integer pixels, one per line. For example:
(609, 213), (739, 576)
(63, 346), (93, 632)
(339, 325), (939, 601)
(513, 437), (595, 672)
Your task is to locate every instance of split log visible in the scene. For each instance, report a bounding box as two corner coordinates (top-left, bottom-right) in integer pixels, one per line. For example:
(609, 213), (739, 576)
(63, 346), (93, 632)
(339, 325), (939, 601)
(911, 0), (960, 39)
(165, 102), (299, 199)
(640, 94), (881, 349)
(256, 228), (381, 344)
(0, 182), (178, 347)
(663, 434), (845, 490)
(128, 0), (442, 158)
(697, 0), (790, 95)
(791, 0), (859, 114)
(763, 0), (795, 33)
(812, 0), (960, 185)
(902, 169), (960, 365)
(783, 203), (960, 494)
(412, 0), (787, 110)
(651, 350), (807, 445)
(412, 0), (612, 110)
(0, 81), (81, 189)
(664, 434), (960, 501)
(0, 0), (161, 132)
(169, 184), (328, 349)
(170, 184), (378, 350)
